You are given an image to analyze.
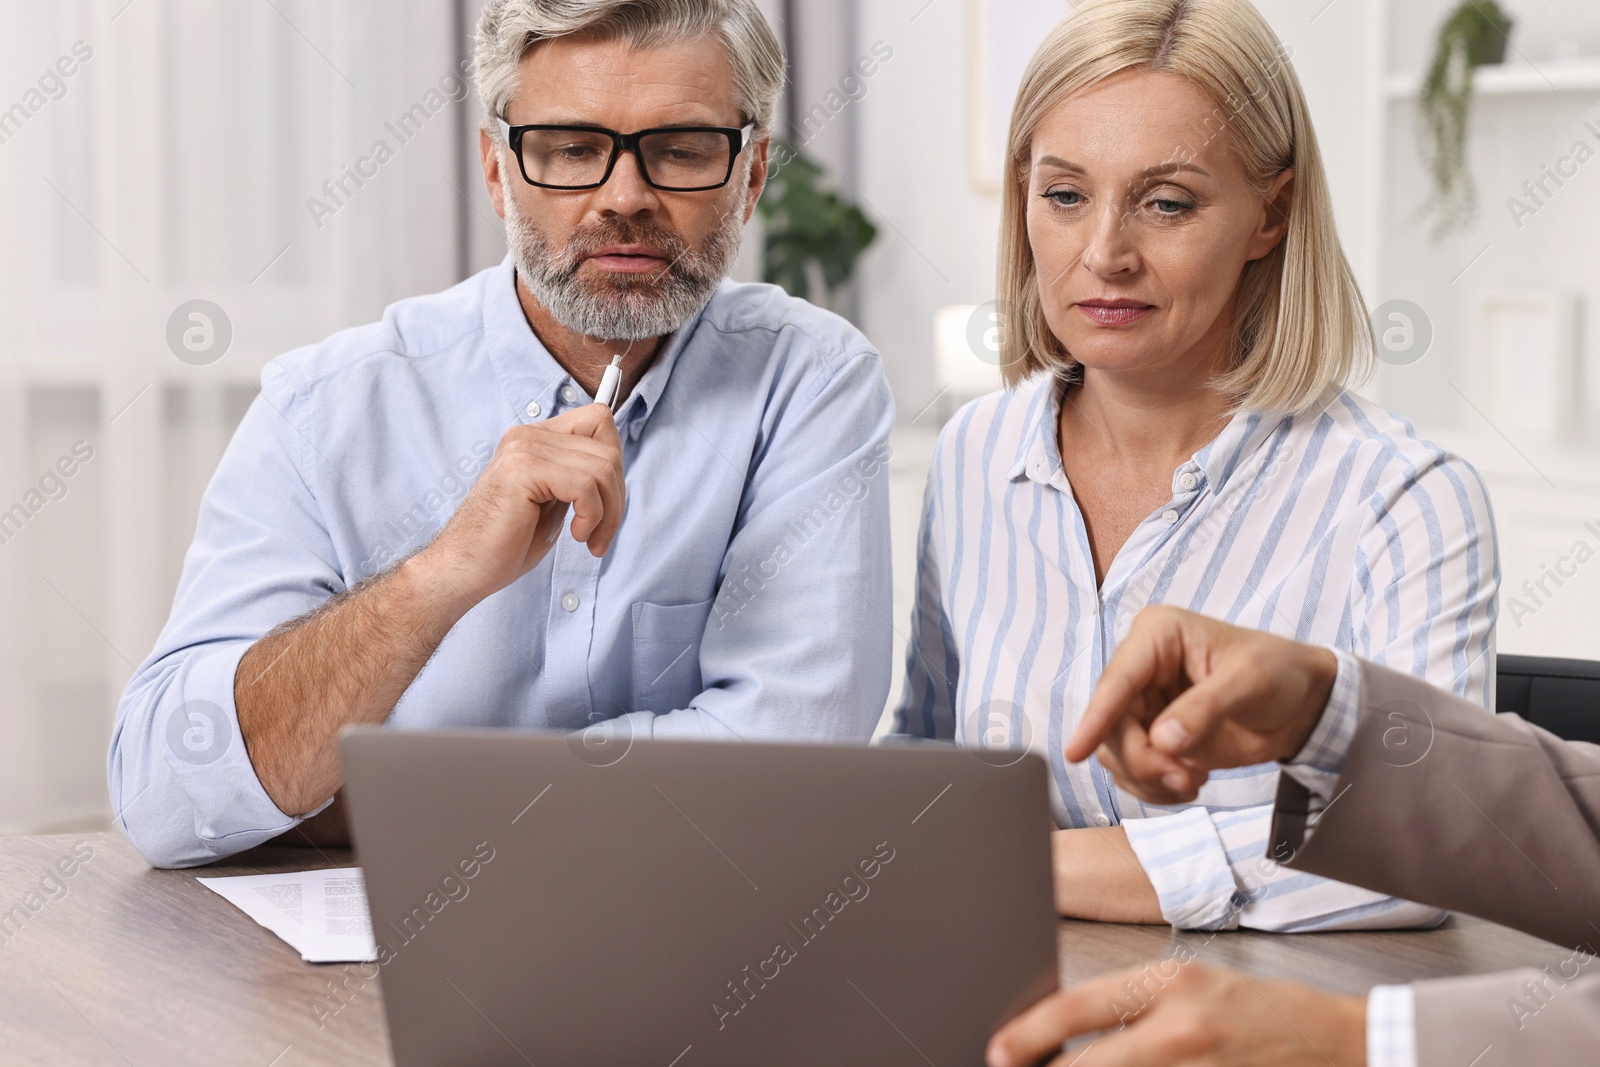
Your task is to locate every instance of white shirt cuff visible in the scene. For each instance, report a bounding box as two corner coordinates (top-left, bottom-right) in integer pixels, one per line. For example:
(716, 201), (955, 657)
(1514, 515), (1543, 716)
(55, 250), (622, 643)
(1278, 648), (1363, 809)
(1366, 984), (1417, 1067)
(1122, 807), (1241, 930)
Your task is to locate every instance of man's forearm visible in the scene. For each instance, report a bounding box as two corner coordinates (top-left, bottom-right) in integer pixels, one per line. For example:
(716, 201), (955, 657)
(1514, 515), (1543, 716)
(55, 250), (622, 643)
(236, 552), (472, 815)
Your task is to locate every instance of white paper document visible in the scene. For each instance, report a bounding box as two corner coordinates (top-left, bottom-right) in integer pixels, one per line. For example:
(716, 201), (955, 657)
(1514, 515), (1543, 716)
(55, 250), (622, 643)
(197, 866), (378, 963)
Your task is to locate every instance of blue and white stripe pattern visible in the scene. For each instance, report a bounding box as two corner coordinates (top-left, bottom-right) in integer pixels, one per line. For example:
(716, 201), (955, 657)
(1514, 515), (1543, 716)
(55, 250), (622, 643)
(893, 374), (1498, 931)
(1277, 647), (1366, 810)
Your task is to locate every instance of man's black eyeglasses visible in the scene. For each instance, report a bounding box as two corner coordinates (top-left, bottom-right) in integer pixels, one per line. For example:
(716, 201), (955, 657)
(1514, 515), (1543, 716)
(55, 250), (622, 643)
(496, 118), (755, 192)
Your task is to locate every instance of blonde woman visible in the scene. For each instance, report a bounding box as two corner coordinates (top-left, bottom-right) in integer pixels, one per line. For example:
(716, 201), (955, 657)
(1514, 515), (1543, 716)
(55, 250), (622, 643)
(894, 0), (1497, 932)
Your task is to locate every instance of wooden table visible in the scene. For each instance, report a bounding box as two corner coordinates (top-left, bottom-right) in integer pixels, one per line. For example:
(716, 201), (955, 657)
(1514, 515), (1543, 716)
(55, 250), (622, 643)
(0, 832), (1569, 1065)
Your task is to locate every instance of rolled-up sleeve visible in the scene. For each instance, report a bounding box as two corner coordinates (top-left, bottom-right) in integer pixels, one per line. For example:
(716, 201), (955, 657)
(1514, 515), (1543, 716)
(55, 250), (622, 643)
(108, 364), (340, 868)
(1125, 801), (1448, 931)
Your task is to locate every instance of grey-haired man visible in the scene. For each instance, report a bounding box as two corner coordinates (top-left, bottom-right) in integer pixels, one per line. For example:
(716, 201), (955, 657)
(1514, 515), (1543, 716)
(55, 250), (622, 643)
(110, 0), (894, 867)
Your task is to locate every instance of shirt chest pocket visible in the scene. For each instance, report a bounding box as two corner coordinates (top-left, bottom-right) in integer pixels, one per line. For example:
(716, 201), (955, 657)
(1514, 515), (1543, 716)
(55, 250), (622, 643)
(632, 598), (712, 712)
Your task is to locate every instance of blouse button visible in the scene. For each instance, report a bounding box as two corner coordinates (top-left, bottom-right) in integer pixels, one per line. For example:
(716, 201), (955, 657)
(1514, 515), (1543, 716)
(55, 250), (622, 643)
(1163, 509), (1179, 525)
(1178, 472), (1199, 491)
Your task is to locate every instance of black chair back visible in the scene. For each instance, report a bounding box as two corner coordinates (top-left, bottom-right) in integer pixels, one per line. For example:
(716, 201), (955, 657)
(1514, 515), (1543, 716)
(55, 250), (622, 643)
(1496, 654), (1600, 746)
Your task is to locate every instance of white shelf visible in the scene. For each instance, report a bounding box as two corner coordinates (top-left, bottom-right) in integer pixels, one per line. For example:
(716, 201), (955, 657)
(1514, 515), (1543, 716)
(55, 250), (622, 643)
(1385, 58), (1600, 98)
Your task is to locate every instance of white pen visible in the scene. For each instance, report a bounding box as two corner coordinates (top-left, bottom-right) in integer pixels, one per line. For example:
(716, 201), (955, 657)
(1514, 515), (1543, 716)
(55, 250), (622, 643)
(593, 354), (624, 413)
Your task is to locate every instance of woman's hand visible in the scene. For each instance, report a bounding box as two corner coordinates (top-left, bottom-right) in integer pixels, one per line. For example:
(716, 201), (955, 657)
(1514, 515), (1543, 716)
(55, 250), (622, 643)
(987, 961), (1367, 1067)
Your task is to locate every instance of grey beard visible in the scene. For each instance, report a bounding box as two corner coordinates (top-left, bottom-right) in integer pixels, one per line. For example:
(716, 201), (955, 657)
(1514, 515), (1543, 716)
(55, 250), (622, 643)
(504, 189), (746, 342)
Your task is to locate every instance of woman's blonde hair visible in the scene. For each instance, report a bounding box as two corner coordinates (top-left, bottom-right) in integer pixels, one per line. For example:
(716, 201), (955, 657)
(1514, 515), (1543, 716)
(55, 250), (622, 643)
(997, 0), (1372, 414)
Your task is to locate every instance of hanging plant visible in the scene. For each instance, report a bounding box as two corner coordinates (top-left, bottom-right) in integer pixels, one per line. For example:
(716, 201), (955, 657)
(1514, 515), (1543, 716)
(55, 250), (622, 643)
(757, 144), (878, 305)
(1417, 0), (1513, 237)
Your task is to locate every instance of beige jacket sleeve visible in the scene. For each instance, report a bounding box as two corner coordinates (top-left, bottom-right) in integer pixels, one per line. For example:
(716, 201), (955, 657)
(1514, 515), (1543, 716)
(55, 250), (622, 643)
(1272, 658), (1600, 1067)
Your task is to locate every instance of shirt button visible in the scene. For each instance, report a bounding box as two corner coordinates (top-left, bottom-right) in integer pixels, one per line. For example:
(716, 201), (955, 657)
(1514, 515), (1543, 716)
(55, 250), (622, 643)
(525, 400), (541, 419)
(559, 384), (579, 404)
(1163, 509), (1179, 525)
(1178, 472), (1199, 491)
(1092, 813), (1112, 827)
(560, 592), (580, 612)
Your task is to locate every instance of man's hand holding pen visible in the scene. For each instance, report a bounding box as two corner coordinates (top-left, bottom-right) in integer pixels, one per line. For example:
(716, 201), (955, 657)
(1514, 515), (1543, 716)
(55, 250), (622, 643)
(413, 399), (626, 609)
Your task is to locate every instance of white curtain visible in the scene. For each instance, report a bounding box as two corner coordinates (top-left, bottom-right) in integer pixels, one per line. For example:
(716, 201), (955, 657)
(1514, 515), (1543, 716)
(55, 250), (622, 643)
(0, 0), (478, 833)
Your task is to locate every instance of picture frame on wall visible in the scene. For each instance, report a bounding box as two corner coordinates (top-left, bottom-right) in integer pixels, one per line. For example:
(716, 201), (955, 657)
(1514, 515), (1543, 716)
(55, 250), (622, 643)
(968, 0), (1076, 192)
(1472, 288), (1580, 443)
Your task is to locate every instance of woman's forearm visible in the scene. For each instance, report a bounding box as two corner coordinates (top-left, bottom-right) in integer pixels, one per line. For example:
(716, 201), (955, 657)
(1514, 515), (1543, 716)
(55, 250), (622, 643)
(1051, 827), (1166, 923)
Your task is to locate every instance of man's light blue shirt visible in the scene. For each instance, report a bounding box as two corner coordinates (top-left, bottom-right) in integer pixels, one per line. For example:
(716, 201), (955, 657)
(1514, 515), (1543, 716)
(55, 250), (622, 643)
(109, 256), (895, 867)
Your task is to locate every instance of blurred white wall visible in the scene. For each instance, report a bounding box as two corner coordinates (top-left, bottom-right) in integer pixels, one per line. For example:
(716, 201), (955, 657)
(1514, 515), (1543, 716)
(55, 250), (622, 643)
(0, 0), (478, 832)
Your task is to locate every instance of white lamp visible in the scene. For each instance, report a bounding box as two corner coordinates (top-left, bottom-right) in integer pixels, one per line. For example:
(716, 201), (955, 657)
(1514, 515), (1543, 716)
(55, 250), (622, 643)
(934, 304), (1005, 402)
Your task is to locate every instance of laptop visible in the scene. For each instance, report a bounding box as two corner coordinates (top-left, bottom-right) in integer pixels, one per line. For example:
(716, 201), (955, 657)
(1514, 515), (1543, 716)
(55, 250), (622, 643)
(339, 727), (1058, 1067)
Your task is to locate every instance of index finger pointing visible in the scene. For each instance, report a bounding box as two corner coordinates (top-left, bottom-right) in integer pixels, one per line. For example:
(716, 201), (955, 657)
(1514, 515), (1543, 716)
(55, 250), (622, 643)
(1068, 633), (1164, 763)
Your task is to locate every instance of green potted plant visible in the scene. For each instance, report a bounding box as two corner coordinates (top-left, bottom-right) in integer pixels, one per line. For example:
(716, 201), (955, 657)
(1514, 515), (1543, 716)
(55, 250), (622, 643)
(757, 144), (878, 308)
(1418, 0), (1514, 237)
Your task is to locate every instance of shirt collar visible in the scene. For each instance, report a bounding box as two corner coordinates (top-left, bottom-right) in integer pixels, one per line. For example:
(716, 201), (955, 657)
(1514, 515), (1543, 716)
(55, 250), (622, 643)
(1194, 390), (1334, 491)
(1006, 372), (1295, 494)
(1192, 408), (1279, 492)
(1006, 375), (1067, 483)
(480, 253), (710, 441)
